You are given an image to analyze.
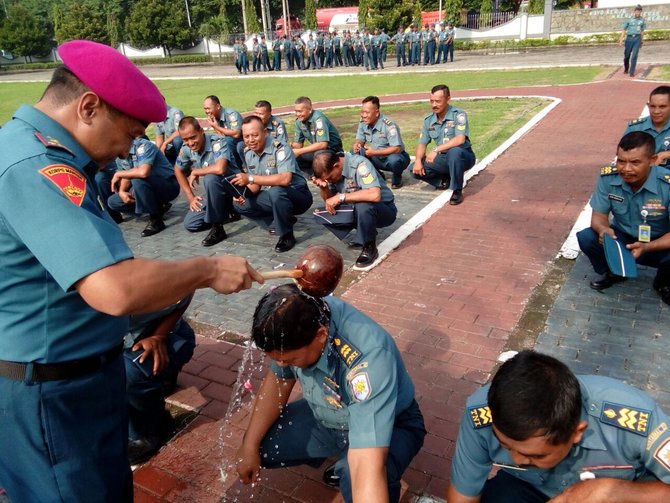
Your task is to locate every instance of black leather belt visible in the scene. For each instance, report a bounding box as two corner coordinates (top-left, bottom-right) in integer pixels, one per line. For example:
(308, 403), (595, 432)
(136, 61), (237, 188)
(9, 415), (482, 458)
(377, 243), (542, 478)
(0, 344), (123, 383)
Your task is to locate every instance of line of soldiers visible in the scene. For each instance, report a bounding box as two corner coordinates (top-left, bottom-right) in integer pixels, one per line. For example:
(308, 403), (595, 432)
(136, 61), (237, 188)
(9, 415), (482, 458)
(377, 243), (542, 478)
(231, 22), (456, 73)
(103, 86), (475, 269)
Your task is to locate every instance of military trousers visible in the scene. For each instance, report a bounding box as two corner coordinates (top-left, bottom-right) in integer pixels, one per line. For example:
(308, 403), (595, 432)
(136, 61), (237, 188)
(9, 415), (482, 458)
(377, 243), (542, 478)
(410, 146), (476, 190)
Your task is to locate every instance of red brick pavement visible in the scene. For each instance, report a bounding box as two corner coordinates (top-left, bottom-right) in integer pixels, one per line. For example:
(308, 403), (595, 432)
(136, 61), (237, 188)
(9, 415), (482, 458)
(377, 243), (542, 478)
(134, 68), (659, 501)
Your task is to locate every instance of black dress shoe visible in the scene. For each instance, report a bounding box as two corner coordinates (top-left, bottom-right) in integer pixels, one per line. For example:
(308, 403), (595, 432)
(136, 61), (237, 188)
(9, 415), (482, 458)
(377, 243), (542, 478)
(202, 225), (227, 247)
(227, 211), (241, 223)
(322, 462), (340, 487)
(108, 209), (124, 224)
(589, 272), (626, 291)
(449, 189), (464, 205)
(356, 242), (378, 267)
(141, 218), (166, 237)
(160, 202), (172, 215)
(347, 241), (363, 249)
(275, 232), (296, 253)
(437, 176), (450, 191)
(391, 181), (403, 189)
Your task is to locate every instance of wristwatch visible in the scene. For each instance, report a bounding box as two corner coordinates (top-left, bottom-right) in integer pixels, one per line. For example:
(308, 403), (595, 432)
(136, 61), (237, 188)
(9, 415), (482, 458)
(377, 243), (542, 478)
(248, 175), (255, 184)
(339, 193), (346, 203)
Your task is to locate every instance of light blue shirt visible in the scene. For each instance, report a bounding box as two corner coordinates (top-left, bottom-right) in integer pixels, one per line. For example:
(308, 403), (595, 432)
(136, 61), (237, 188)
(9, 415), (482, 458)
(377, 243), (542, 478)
(419, 105), (472, 149)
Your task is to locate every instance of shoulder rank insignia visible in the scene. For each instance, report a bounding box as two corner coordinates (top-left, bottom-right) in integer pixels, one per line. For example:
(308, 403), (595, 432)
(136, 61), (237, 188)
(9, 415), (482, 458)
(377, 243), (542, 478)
(273, 140), (281, 148)
(600, 165), (618, 176)
(600, 401), (651, 436)
(383, 117), (393, 126)
(34, 132), (74, 157)
(662, 175), (670, 185)
(469, 404), (492, 429)
(628, 117), (644, 126)
(271, 119), (279, 126)
(39, 164), (87, 206)
(332, 336), (363, 368)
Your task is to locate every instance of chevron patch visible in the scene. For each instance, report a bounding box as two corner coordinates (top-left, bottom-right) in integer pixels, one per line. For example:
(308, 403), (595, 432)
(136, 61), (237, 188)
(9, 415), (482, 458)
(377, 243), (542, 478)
(469, 404), (493, 429)
(600, 401), (650, 436)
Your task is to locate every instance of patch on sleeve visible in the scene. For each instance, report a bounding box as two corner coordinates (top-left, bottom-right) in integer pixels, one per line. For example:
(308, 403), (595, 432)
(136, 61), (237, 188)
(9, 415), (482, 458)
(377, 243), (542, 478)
(600, 401), (650, 436)
(137, 144), (146, 156)
(174, 113), (182, 123)
(388, 126), (397, 137)
(332, 336), (363, 367)
(469, 405), (492, 429)
(277, 149), (286, 161)
(646, 422), (668, 451)
(213, 141), (221, 152)
(316, 119), (324, 129)
(654, 438), (670, 471)
(456, 112), (467, 125)
(349, 373), (372, 401)
(601, 165), (618, 176)
(277, 125), (284, 135)
(357, 161), (374, 184)
(39, 165), (87, 206)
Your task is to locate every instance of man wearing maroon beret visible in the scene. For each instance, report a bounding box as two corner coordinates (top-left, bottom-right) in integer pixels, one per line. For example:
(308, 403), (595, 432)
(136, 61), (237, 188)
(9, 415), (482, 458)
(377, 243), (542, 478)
(0, 40), (263, 503)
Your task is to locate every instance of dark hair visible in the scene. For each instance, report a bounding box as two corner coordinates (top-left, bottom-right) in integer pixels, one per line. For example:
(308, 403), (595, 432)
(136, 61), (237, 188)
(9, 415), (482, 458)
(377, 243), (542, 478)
(242, 115), (263, 126)
(252, 284), (331, 352)
(177, 116), (201, 131)
(255, 100), (272, 111)
(362, 96), (380, 108)
(295, 96), (312, 107)
(618, 131), (656, 157)
(431, 84), (450, 97)
(650, 85), (670, 101)
(205, 95), (221, 105)
(311, 150), (342, 179)
(488, 350), (582, 445)
(40, 66), (90, 106)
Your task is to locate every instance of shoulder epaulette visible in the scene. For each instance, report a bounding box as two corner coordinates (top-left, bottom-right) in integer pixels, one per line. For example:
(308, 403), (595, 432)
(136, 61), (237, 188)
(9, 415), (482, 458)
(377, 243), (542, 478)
(628, 117), (645, 126)
(662, 174), (670, 185)
(34, 132), (74, 157)
(601, 165), (618, 176)
(382, 117), (393, 126)
(332, 336), (363, 368)
(423, 112), (433, 120)
(600, 401), (651, 436)
(469, 404), (493, 429)
(273, 140), (281, 148)
(271, 119), (279, 126)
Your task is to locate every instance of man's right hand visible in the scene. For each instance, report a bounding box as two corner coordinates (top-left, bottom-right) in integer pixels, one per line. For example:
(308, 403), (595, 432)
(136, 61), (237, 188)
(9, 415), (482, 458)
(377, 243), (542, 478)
(188, 196), (203, 212)
(412, 160), (426, 177)
(209, 256), (263, 294)
(598, 228), (617, 245)
(236, 444), (262, 484)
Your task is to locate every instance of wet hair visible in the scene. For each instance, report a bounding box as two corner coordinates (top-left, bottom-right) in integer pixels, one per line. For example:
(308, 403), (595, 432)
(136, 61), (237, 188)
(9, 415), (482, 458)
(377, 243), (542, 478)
(650, 85), (670, 101)
(488, 350), (582, 445)
(618, 131), (656, 157)
(431, 84), (450, 97)
(295, 96), (312, 107)
(311, 150), (342, 179)
(255, 100), (272, 111)
(252, 284), (331, 352)
(362, 96), (380, 108)
(41, 66), (91, 107)
(177, 116), (202, 131)
(242, 115), (263, 126)
(204, 95), (221, 105)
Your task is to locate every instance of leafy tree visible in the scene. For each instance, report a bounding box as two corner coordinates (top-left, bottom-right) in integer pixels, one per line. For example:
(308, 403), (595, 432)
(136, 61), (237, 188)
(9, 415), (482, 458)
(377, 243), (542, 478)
(55, 0), (110, 44)
(480, 0), (492, 26)
(244, 0), (261, 34)
(365, 0), (415, 31)
(359, 0), (370, 30)
(0, 4), (52, 62)
(444, 0), (464, 26)
(126, 0), (196, 57)
(304, 0), (316, 30)
(528, 0), (544, 14)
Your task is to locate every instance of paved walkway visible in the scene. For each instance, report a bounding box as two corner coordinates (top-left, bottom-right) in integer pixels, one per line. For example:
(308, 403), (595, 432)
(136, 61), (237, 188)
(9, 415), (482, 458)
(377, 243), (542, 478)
(124, 55), (669, 502)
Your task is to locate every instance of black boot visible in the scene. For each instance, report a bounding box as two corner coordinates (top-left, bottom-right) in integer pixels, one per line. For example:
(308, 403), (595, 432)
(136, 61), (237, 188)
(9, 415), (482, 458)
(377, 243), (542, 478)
(141, 216), (166, 237)
(202, 224), (227, 247)
(356, 242), (378, 267)
(274, 231), (296, 253)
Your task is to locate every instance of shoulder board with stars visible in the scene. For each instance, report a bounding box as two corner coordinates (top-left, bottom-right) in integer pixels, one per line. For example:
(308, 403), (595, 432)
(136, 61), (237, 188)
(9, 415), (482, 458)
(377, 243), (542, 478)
(383, 117), (394, 126)
(600, 401), (651, 436)
(628, 117), (645, 126)
(332, 336), (363, 368)
(662, 174), (670, 185)
(34, 132), (74, 157)
(600, 165), (618, 176)
(469, 404), (493, 429)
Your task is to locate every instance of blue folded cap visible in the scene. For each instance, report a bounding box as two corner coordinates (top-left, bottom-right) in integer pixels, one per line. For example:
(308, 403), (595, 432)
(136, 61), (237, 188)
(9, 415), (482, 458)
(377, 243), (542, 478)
(603, 233), (638, 278)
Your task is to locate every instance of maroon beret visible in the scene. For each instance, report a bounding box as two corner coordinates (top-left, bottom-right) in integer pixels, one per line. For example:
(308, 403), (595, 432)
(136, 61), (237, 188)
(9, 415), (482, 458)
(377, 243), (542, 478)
(58, 40), (166, 124)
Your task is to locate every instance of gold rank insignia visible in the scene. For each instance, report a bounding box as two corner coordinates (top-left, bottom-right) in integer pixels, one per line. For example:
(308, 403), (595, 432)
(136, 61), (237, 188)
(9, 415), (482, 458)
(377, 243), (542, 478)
(654, 438), (670, 471)
(469, 404), (492, 429)
(663, 175), (670, 185)
(600, 165), (618, 176)
(600, 401), (651, 436)
(332, 337), (363, 368)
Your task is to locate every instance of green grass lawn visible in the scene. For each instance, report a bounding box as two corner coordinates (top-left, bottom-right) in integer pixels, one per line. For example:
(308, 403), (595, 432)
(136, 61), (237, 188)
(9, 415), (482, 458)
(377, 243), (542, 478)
(649, 65), (670, 81)
(0, 66), (604, 125)
(324, 98), (550, 159)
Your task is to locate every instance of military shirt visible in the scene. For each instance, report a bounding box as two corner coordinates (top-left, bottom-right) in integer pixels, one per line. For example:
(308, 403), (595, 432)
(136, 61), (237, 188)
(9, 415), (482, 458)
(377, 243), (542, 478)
(124, 295), (191, 348)
(371, 34), (380, 48)
(252, 42), (261, 56)
(451, 375), (670, 498)
(361, 33), (372, 49)
(625, 116), (670, 164)
(419, 105), (472, 149)
(217, 107), (243, 135)
(116, 137), (175, 182)
(391, 33), (405, 45)
(623, 16), (645, 35)
(590, 165), (670, 239)
(271, 297), (416, 448)
(154, 105), (184, 138)
(331, 153), (394, 203)
(355, 113), (406, 152)
(283, 39), (293, 52)
(244, 135), (304, 187)
(272, 39), (282, 52)
(267, 114), (288, 144)
(0, 105), (132, 362)
(176, 134), (238, 175)
(294, 109), (344, 152)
